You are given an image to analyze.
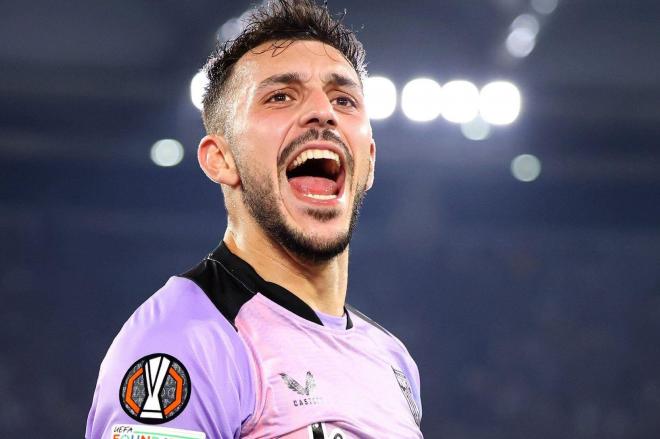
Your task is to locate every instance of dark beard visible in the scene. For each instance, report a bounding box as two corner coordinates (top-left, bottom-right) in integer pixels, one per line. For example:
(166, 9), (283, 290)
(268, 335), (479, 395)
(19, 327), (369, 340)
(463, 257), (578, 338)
(239, 162), (366, 265)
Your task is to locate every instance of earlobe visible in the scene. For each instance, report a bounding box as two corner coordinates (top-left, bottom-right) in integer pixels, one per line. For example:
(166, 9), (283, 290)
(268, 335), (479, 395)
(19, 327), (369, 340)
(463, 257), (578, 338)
(197, 134), (241, 186)
(366, 140), (376, 190)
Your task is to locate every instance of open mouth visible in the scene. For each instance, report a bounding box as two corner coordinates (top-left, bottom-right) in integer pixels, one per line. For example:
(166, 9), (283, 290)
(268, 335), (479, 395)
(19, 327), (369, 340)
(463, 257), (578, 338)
(285, 148), (345, 201)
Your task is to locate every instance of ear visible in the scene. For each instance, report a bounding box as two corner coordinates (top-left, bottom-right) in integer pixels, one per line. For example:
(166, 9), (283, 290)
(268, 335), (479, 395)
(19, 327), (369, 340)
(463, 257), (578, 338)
(197, 134), (240, 187)
(365, 139), (376, 191)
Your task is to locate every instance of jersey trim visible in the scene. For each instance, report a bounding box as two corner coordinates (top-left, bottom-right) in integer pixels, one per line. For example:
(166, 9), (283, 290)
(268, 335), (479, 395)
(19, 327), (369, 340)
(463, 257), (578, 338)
(181, 242), (354, 329)
(345, 303), (391, 336)
(180, 250), (254, 329)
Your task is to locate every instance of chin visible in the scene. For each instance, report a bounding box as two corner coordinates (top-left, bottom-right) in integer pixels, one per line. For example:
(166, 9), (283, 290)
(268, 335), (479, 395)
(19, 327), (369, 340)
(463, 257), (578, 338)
(280, 218), (352, 263)
(285, 233), (351, 264)
(279, 184), (366, 264)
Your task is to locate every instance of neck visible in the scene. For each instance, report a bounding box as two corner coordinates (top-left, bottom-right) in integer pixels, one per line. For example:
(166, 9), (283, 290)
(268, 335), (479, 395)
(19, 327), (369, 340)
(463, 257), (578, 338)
(223, 220), (348, 317)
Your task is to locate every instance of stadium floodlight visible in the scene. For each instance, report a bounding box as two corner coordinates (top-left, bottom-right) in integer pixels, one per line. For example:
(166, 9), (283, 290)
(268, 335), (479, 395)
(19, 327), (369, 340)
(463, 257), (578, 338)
(190, 70), (208, 111)
(439, 80), (480, 124)
(511, 154), (541, 182)
(219, 18), (243, 42)
(506, 28), (537, 58)
(401, 78), (443, 122)
(364, 76), (397, 120)
(479, 81), (521, 125)
(511, 14), (540, 37)
(531, 0), (558, 15)
(460, 116), (491, 141)
(151, 139), (185, 167)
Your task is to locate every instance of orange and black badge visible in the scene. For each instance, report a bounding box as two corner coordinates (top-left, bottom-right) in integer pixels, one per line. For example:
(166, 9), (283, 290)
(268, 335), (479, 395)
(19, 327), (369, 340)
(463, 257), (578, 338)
(119, 353), (191, 424)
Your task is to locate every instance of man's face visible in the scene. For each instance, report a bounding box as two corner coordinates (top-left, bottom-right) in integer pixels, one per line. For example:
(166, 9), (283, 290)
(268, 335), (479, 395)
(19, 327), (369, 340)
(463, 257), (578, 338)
(226, 40), (375, 263)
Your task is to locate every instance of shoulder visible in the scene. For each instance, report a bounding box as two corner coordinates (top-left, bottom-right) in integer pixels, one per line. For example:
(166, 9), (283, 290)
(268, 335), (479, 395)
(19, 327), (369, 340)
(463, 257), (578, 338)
(346, 303), (411, 356)
(86, 276), (255, 439)
(109, 276), (243, 359)
(346, 303), (423, 415)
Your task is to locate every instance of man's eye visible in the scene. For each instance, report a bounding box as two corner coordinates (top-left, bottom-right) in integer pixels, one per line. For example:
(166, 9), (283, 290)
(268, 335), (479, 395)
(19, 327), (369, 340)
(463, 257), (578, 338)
(267, 92), (291, 103)
(334, 96), (357, 107)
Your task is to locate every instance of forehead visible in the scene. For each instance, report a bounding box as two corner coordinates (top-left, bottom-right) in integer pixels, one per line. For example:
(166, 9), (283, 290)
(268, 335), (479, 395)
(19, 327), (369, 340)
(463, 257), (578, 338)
(235, 39), (360, 86)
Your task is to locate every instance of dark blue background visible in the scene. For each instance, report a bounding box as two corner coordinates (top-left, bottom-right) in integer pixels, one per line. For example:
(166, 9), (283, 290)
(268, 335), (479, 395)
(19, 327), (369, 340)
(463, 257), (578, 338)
(1, 1), (659, 437)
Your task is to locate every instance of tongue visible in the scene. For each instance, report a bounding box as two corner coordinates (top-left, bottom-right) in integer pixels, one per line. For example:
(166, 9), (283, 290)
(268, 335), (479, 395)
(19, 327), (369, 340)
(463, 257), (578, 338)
(288, 176), (338, 196)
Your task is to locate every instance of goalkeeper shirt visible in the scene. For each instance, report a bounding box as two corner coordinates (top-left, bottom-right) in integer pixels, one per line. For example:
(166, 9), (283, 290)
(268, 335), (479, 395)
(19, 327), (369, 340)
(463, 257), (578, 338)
(86, 242), (422, 438)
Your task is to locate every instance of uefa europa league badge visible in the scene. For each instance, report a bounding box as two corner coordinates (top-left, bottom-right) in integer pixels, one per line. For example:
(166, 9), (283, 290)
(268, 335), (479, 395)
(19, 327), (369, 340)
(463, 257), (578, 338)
(119, 353), (191, 424)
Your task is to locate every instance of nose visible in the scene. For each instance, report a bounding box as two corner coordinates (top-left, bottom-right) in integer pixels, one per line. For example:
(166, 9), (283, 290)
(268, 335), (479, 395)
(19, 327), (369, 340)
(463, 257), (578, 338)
(298, 90), (337, 128)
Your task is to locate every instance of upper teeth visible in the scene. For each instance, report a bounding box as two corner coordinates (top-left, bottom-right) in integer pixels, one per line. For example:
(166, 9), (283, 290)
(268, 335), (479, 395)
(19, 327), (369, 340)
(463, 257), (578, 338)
(288, 149), (340, 171)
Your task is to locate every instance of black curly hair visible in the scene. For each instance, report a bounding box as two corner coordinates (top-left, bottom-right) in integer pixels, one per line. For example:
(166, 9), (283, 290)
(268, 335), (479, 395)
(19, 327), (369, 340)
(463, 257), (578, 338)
(201, 0), (367, 135)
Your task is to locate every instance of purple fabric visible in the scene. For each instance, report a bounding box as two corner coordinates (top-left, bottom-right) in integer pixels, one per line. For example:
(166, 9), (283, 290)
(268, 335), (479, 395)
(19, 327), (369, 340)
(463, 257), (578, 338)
(86, 277), (255, 439)
(236, 293), (423, 438)
(314, 309), (347, 330)
(87, 276), (422, 438)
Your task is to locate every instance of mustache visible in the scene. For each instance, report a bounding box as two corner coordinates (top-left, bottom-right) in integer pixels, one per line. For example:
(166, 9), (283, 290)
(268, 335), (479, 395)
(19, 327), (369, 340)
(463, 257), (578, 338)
(278, 128), (353, 173)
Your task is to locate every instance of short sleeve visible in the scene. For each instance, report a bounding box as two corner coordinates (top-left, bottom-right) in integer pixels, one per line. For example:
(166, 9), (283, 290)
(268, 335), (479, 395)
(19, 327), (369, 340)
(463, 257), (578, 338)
(85, 277), (255, 439)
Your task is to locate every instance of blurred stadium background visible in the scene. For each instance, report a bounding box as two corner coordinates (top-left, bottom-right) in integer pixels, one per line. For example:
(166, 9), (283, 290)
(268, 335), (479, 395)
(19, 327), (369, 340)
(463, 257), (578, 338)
(2, 0), (660, 437)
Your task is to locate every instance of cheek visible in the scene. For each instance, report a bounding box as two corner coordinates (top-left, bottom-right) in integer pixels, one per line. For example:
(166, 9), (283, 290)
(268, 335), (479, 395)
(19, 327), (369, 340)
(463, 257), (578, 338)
(346, 120), (373, 168)
(345, 114), (372, 147)
(241, 112), (293, 170)
(253, 111), (292, 143)
(357, 120), (372, 139)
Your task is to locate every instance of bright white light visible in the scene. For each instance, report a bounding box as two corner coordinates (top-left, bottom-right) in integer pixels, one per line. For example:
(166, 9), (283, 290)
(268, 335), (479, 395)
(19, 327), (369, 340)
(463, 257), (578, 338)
(218, 2), (267, 41)
(439, 80), (480, 124)
(460, 117), (491, 141)
(401, 78), (443, 122)
(190, 70), (209, 111)
(480, 81), (521, 125)
(506, 28), (537, 58)
(219, 18), (243, 42)
(364, 76), (397, 120)
(150, 139), (184, 167)
(511, 154), (541, 182)
(531, 0), (558, 15)
(511, 14), (540, 37)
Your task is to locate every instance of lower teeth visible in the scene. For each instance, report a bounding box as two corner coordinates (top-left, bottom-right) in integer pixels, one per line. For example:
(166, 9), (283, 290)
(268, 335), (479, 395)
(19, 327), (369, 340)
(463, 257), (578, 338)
(303, 193), (337, 200)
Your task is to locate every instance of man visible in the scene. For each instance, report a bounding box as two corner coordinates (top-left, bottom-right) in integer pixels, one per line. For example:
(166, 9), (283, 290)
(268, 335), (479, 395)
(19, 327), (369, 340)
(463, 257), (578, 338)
(86, 1), (422, 437)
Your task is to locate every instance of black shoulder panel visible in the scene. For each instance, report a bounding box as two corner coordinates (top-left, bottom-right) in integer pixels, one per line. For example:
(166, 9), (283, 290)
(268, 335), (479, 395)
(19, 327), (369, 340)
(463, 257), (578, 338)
(180, 255), (254, 329)
(180, 241), (326, 328)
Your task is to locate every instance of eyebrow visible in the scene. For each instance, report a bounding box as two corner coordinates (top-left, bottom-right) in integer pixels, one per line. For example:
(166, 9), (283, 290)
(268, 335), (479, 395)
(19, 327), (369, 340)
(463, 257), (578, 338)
(324, 72), (362, 92)
(255, 71), (362, 93)
(255, 72), (305, 92)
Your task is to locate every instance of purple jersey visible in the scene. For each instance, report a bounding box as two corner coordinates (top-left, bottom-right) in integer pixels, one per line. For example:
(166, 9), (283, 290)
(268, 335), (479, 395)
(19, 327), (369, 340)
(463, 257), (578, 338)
(86, 243), (423, 438)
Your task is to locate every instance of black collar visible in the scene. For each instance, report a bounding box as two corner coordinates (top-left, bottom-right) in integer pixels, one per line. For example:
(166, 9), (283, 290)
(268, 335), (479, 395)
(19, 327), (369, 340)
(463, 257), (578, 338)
(208, 242), (353, 330)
